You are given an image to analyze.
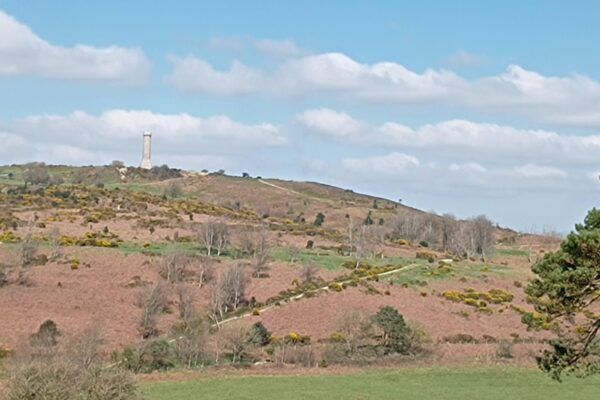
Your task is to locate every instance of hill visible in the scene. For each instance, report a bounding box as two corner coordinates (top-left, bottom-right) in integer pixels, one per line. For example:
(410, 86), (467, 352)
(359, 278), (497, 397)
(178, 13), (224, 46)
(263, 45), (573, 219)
(0, 163), (560, 371)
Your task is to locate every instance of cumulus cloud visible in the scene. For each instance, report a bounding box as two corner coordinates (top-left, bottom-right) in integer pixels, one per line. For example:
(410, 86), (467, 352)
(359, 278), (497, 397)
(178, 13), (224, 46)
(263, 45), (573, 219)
(297, 109), (600, 167)
(0, 10), (151, 85)
(11, 109), (285, 145)
(515, 164), (567, 178)
(341, 152), (419, 175)
(0, 110), (285, 169)
(295, 108), (364, 139)
(167, 52), (600, 129)
(167, 55), (263, 95)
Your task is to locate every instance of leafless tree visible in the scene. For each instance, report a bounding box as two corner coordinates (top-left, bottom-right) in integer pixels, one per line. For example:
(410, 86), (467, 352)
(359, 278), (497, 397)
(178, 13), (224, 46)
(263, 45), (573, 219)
(464, 215), (495, 260)
(334, 310), (373, 356)
(196, 219), (229, 256)
(391, 212), (439, 245)
(222, 325), (249, 364)
(158, 250), (185, 283)
(48, 227), (62, 261)
(16, 232), (39, 285)
(214, 222), (229, 256)
(67, 325), (103, 371)
(440, 213), (459, 252)
(189, 255), (214, 288)
(252, 230), (270, 278)
(138, 283), (169, 339)
(171, 292), (207, 369)
(173, 317), (207, 369)
(209, 263), (247, 326)
(175, 284), (195, 322)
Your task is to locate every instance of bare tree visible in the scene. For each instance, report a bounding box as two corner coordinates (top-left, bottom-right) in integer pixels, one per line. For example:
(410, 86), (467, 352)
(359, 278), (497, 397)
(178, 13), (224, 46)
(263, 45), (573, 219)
(138, 283), (169, 339)
(48, 227), (62, 261)
(222, 325), (249, 364)
(197, 220), (216, 256)
(440, 213), (459, 252)
(190, 255), (214, 288)
(158, 250), (185, 284)
(197, 219), (229, 256)
(67, 325), (103, 371)
(214, 222), (229, 256)
(172, 316), (207, 368)
(252, 230), (270, 278)
(334, 310), (373, 356)
(16, 232), (39, 285)
(391, 212), (439, 246)
(465, 215), (495, 260)
(209, 263), (247, 326)
(175, 284), (195, 322)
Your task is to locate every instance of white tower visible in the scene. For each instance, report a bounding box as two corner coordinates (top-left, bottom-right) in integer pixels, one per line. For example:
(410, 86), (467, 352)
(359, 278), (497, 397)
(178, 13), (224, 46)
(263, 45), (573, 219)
(140, 131), (152, 169)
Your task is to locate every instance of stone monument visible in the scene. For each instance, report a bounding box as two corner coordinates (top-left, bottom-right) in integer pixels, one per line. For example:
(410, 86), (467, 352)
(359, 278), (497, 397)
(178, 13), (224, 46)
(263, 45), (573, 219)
(140, 131), (152, 169)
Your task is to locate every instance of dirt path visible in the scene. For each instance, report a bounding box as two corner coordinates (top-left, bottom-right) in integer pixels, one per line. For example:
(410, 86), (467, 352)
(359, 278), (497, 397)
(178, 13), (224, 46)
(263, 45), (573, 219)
(215, 262), (421, 327)
(257, 179), (333, 205)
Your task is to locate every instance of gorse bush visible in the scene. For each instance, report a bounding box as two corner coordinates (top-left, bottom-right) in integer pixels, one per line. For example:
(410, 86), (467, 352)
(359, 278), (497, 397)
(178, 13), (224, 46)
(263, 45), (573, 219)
(3, 328), (140, 400)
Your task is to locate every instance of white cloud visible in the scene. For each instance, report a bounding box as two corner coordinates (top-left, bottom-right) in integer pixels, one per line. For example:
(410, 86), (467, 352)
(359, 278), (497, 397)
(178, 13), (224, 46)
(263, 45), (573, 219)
(254, 39), (306, 58)
(0, 110), (286, 169)
(297, 109), (600, 167)
(167, 55), (263, 95)
(0, 10), (150, 85)
(295, 108), (364, 139)
(11, 109), (285, 145)
(168, 52), (600, 129)
(168, 52), (463, 101)
(515, 164), (567, 178)
(341, 152), (419, 175)
(449, 162), (487, 173)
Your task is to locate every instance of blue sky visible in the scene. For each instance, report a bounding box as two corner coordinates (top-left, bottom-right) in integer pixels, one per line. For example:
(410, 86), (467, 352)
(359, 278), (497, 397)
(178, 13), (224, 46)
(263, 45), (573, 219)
(1, 1), (599, 232)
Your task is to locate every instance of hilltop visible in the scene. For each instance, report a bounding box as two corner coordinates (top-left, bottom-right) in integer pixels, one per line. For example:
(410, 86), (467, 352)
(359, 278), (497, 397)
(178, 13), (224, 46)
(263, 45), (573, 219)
(0, 163), (560, 371)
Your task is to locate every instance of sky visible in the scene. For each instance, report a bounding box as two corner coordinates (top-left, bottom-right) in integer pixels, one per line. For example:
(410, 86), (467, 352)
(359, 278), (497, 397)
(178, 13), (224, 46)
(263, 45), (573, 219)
(1, 0), (599, 232)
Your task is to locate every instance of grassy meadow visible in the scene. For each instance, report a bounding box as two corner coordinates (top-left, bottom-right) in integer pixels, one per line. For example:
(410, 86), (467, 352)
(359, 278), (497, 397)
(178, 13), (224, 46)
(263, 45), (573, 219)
(143, 367), (600, 400)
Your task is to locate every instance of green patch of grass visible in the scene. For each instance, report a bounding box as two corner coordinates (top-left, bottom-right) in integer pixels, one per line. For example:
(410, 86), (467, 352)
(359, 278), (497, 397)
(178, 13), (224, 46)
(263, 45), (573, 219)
(391, 260), (515, 287)
(143, 367), (600, 400)
(116, 241), (204, 256)
(271, 247), (413, 271)
(494, 247), (531, 257)
(271, 247), (348, 270)
(104, 182), (164, 196)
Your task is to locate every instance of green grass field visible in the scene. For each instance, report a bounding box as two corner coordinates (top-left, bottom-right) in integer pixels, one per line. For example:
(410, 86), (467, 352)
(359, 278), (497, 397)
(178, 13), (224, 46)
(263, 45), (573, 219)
(143, 367), (600, 400)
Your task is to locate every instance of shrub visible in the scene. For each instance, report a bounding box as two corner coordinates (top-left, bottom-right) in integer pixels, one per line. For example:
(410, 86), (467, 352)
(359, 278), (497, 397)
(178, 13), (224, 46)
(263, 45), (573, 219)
(284, 332), (311, 345)
(416, 251), (436, 263)
(30, 320), (60, 348)
(277, 345), (315, 367)
(248, 321), (271, 347)
(313, 212), (325, 227)
(442, 333), (478, 344)
(4, 330), (140, 400)
(496, 339), (514, 359)
(118, 340), (177, 373)
(372, 306), (411, 354)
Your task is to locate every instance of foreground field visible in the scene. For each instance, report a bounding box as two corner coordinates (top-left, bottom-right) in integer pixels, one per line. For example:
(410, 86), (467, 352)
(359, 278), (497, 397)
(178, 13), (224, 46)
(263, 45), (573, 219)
(143, 367), (600, 400)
